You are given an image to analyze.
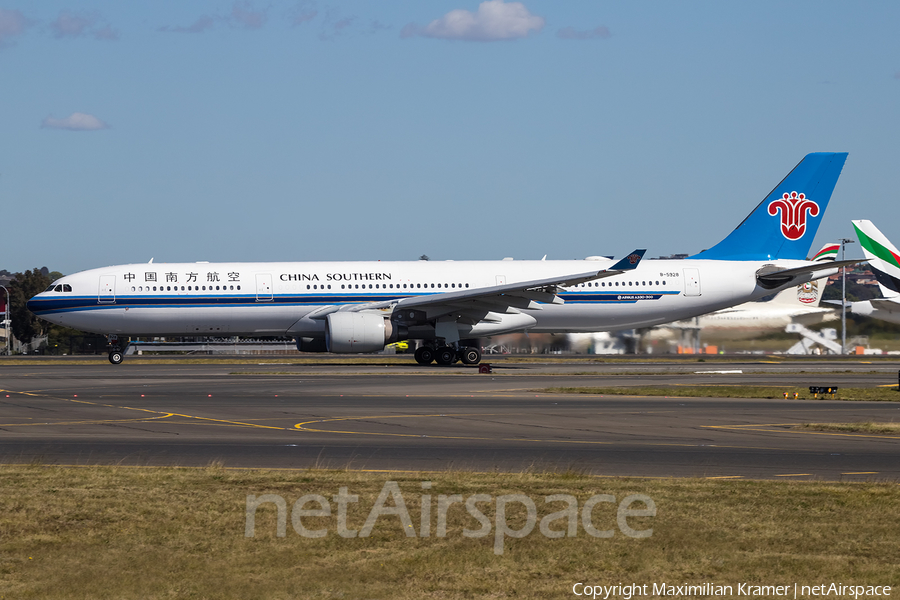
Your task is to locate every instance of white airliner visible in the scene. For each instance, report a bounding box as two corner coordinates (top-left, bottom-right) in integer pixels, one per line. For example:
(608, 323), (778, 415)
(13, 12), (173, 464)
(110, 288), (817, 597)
(28, 153), (854, 365)
(844, 220), (900, 324)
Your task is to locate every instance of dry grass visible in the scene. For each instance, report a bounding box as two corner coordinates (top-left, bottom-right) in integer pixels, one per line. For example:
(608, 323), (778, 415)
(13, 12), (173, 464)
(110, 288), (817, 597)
(1, 465), (898, 599)
(795, 422), (900, 434)
(542, 385), (900, 401)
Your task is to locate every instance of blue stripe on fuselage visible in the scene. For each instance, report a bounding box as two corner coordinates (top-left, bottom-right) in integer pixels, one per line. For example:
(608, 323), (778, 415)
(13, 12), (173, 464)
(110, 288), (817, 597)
(28, 289), (678, 316)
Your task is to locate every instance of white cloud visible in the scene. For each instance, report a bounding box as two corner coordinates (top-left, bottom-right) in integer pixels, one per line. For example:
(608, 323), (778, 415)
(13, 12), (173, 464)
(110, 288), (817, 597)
(41, 113), (110, 131)
(0, 8), (29, 46)
(159, 2), (267, 34)
(557, 25), (611, 41)
(50, 10), (118, 41)
(159, 15), (218, 34)
(411, 0), (544, 42)
(231, 1), (266, 30)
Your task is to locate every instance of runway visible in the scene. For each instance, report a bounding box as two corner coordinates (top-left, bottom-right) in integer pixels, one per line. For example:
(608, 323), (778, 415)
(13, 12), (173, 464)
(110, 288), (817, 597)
(1, 357), (899, 480)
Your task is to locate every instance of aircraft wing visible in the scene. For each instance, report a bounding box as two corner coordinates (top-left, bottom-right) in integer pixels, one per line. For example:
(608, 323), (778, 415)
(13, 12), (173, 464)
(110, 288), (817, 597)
(756, 259), (864, 288)
(353, 250), (647, 315)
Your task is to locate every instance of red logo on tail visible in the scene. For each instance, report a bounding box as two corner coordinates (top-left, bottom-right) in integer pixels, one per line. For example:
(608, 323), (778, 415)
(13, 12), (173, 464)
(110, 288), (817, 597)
(767, 192), (819, 241)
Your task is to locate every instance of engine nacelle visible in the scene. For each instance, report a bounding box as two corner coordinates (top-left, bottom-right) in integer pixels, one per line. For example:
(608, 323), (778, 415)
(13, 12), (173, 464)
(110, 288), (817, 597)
(326, 312), (391, 353)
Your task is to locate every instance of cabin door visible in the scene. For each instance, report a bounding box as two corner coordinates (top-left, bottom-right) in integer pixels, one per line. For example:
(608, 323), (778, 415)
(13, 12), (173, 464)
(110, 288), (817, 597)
(98, 275), (116, 304)
(255, 273), (273, 301)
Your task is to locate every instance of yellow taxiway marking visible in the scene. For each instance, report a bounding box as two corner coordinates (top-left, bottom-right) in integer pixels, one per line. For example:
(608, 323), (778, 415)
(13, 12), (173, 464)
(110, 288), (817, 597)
(0, 415), (174, 427)
(0, 389), (292, 431)
(293, 414), (804, 453)
(775, 473), (812, 477)
(705, 475), (744, 479)
(842, 472), (879, 475)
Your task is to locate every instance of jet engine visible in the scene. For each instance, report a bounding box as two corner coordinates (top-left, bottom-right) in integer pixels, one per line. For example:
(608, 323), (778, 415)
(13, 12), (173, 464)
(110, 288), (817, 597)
(325, 312), (403, 353)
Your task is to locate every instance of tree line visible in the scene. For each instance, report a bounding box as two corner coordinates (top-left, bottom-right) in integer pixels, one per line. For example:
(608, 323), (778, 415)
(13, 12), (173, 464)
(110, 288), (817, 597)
(4, 268), (106, 355)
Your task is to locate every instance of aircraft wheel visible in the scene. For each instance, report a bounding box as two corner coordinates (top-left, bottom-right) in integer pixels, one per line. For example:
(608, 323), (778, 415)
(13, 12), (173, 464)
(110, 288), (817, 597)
(414, 346), (435, 365)
(460, 346), (481, 365)
(108, 351), (124, 365)
(435, 346), (456, 366)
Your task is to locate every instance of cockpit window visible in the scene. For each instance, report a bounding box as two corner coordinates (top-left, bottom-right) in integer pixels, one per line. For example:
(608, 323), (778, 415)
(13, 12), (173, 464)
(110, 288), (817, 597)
(45, 283), (73, 293)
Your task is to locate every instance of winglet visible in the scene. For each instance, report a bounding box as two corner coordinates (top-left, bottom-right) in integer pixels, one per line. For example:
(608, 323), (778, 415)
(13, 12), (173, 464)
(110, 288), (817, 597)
(608, 249), (646, 271)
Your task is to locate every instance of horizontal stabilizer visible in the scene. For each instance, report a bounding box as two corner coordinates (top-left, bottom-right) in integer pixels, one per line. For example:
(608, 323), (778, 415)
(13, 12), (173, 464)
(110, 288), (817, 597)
(869, 298), (900, 312)
(756, 258), (862, 289)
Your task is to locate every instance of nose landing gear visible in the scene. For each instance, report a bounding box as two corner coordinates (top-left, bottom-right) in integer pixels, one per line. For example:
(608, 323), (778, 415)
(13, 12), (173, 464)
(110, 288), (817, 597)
(106, 335), (129, 365)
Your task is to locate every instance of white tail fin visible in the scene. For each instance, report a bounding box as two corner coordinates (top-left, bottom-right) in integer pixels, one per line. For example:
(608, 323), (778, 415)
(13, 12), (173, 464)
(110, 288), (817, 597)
(852, 220), (900, 299)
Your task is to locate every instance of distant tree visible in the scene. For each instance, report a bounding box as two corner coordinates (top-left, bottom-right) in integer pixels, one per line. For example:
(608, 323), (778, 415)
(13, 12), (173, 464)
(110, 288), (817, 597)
(822, 280), (880, 303)
(8, 268), (53, 343)
(419, 255), (430, 261)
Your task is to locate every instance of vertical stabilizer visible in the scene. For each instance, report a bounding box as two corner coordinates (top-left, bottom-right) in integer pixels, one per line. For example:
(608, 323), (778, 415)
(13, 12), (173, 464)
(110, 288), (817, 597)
(691, 153), (848, 261)
(852, 220), (900, 298)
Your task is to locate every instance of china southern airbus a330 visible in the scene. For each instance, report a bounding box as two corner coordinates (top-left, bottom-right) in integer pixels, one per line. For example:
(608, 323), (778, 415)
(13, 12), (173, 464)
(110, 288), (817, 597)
(28, 152), (853, 365)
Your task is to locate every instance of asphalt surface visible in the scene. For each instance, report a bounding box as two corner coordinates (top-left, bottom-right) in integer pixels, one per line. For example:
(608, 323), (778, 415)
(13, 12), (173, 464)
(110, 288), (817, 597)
(2, 357), (899, 480)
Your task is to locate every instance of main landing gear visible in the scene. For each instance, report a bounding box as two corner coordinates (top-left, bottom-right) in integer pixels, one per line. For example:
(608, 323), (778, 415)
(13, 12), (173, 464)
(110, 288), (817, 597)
(106, 335), (128, 365)
(414, 344), (482, 366)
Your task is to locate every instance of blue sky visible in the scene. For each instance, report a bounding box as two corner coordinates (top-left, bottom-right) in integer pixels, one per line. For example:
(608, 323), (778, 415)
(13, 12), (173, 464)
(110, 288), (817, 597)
(2, 1), (898, 274)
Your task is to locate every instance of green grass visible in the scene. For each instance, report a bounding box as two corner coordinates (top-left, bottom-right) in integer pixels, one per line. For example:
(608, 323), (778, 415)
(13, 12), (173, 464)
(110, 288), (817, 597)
(795, 422), (900, 434)
(542, 385), (900, 401)
(1, 465), (898, 599)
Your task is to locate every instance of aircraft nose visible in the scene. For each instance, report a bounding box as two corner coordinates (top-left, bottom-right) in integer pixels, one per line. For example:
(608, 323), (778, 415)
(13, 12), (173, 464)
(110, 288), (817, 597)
(26, 294), (40, 314)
